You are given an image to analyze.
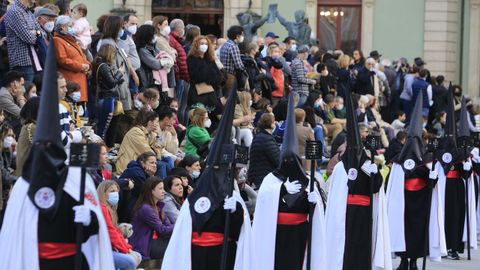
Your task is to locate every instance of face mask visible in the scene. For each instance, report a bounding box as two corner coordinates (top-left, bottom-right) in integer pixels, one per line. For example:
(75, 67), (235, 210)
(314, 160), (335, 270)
(71, 92), (81, 102)
(249, 100), (253, 107)
(290, 44), (297, 51)
(44, 21), (54, 33)
(179, 29), (185, 38)
(237, 35), (244, 43)
(127, 25), (137, 35)
(152, 100), (160, 109)
(321, 70), (329, 76)
(151, 36), (157, 44)
(107, 192), (119, 206)
(191, 170), (201, 179)
(199, 44), (208, 53)
(204, 118), (212, 128)
(3, 136), (14, 149)
(29, 93), (37, 98)
(134, 99), (144, 110)
(314, 99), (323, 108)
(336, 104), (344, 110)
(67, 27), (74, 35)
(117, 29), (125, 39)
(161, 26), (171, 36)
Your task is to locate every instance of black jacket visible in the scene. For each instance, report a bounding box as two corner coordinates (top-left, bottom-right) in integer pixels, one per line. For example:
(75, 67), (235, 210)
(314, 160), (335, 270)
(95, 60), (124, 99)
(241, 54), (274, 95)
(354, 67), (375, 96)
(248, 129), (281, 188)
(385, 138), (404, 164)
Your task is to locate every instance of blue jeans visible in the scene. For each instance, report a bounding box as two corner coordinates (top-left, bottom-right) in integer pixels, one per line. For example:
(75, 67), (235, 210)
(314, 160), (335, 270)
(156, 156), (174, 178)
(112, 250), (141, 270)
(314, 125), (327, 165)
(12, 65), (35, 82)
(175, 80), (186, 104)
(292, 92), (308, 108)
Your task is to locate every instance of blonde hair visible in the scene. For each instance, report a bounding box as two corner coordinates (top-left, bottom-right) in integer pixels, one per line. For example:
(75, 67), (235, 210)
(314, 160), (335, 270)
(338, 54), (351, 69)
(97, 180), (120, 225)
(237, 91), (252, 116)
(267, 44), (280, 56)
(294, 108), (306, 124)
(190, 107), (208, 128)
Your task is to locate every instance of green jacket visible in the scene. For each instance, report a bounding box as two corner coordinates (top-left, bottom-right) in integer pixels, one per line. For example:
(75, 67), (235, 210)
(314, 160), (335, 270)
(184, 125), (211, 158)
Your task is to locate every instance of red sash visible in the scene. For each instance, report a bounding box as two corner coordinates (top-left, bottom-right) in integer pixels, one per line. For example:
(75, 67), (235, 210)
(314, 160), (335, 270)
(347, 194), (371, 206)
(38, 243), (77, 259)
(404, 178), (427, 191)
(446, 170), (461, 179)
(277, 212), (308, 225)
(192, 232), (229, 247)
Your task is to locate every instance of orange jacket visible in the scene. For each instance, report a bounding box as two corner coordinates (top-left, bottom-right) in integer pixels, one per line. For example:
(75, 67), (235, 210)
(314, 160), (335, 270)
(270, 67), (284, 98)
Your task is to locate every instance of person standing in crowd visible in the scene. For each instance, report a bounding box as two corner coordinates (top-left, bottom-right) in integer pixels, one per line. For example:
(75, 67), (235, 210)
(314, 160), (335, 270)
(118, 13), (141, 94)
(266, 44), (285, 107)
(53, 15), (90, 103)
(54, 0), (71, 16)
(220, 25), (246, 96)
(169, 18), (189, 99)
(248, 112), (280, 189)
(34, 7), (57, 65)
(130, 177), (174, 259)
(336, 54), (351, 99)
(94, 44), (125, 147)
(241, 42), (273, 99)
(354, 57), (376, 96)
(99, 15), (133, 142)
(325, 88), (391, 270)
(184, 24), (201, 54)
(399, 66), (419, 122)
(252, 94), (326, 270)
(386, 93), (445, 270)
(97, 180), (141, 270)
(411, 68), (432, 119)
(5, 0), (42, 81)
(186, 35), (224, 118)
(162, 175), (184, 225)
(184, 107), (211, 159)
(351, 49), (365, 72)
(291, 45), (316, 107)
(260, 31), (279, 58)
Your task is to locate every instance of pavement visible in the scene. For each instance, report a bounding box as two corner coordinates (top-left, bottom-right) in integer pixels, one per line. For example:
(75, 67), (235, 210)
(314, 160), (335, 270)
(392, 244), (480, 270)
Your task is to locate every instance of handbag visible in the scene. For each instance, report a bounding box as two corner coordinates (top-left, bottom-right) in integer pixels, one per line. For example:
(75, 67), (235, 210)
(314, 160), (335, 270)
(195, 82), (214, 95)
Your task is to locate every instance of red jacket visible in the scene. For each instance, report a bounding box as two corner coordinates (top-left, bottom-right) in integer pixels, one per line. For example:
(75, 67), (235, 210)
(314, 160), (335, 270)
(101, 203), (132, 253)
(169, 33), (189, 82)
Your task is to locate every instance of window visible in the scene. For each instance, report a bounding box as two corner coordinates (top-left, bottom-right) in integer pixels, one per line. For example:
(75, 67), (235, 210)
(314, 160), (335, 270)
(317, 0), (361, 55)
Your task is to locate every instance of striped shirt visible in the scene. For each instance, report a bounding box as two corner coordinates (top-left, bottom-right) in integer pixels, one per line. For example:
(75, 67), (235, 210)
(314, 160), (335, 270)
(291, 58), (315, 95)
(219, 39), (244, 74)
(5, 0), (40, 68)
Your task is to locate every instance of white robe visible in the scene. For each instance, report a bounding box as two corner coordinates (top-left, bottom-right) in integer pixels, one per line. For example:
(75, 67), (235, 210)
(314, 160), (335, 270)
(0, 167), (114, 270)
(385, 163), (447, 261)
(161, 191), (252, 270)
(325, 161), (392, 270)
(462, 161), (478, 249)
(251, 173), (327, 270)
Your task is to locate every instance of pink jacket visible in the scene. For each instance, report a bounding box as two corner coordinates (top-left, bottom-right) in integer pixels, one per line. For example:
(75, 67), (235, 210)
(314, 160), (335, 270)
(152, 51), (174, 92)
(72, 17), (92, 49)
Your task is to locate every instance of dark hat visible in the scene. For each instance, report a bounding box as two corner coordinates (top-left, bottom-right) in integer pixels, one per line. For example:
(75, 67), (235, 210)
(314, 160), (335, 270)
(396, 92), (424, 168)
(297, 45), (309, 54)
(265, 31), (279, 39)
(34, 7), (58, 18)
(25, 41), (68, 219)
(414, 57), (426, 67)
(369, 50), (382, 59)
(188, 82), (238, 232)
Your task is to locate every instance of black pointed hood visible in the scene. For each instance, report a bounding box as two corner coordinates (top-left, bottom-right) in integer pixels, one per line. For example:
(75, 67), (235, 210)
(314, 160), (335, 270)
(396, 91), (424, 169)
(25, 42), (68, 219)
(189, 86), (237, 233)
(437, 82), (459, 170)
(274, 94), (308, 183)
(341, 87), (366, 173)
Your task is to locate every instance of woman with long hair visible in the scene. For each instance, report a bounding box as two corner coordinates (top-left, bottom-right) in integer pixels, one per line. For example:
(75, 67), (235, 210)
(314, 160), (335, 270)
(234, 91), (254, 146)
(162, 175), (184, 224)
(184, 107), (211, 159)
(97, 181), (141, 270)
(186, 35), (224, 120)
(130, 177), (174, 259)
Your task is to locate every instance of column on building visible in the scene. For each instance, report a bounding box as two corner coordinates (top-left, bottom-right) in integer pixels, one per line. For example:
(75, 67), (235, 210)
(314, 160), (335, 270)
(423, 0), (459, 83)
(468, 0), (480, 98)
(361, 0), (375, 54)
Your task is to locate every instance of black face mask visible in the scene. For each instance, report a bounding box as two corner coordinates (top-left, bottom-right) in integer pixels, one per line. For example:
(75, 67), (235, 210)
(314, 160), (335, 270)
(258, 45), (265, 53)
(454, 91), (461, 96)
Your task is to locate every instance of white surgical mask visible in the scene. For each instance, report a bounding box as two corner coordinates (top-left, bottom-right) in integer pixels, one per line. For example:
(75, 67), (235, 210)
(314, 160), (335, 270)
(191, 170), (201, 179)
(107, 192), (119, 206)
(161, 26), (171, 36)
(238, 35), (244, 43)
(134, 99), (144, 110)
(290, 44), (297, 51)
(199, 44), (208, 53)
(71, 92), (81, 102)
(151, 36), (157, 44)
(204, 118), (212, 128)
(3, 136), (14, 149)
(127, 25), (137, 35)
(249, 100), (253, 107)
(336, 104), (344, 110)
(44, 21), (54, 33)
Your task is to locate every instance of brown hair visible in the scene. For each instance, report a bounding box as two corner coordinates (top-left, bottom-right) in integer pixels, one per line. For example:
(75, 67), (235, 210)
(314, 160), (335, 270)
(294, 108), (306, 124)
(188, 35), (215, 62)
(244, 42), (258, 55)
(103, 15), (123, 40)
(257, 113), (275, 130)
(66, 81), (80, 96)
(73, 3), (87, 16)
(97, 180), (120, 224)
(96, 14), (110, 33)
(133, 177), (163, 218)
(152, 15), (168, 35)
(190, 107), (207, 128)
(97, 44), (116, 65)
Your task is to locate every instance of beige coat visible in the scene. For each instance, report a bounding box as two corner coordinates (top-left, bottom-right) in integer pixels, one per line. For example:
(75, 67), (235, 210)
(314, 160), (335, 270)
(156, 34), (177, 61)
(16, 123), (35, 177)
(296, 123), (315, 171)
(115, 126), (162, 175)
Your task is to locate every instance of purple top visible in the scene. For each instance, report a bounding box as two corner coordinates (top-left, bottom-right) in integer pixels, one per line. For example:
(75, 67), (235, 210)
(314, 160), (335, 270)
(130, 202), (174, 257)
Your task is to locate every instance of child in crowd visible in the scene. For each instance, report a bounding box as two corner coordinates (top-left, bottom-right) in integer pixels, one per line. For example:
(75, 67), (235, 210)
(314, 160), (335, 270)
(72, 3), (92, 51)
(391, 110), (406, 135)
(65, 81), (83, 128)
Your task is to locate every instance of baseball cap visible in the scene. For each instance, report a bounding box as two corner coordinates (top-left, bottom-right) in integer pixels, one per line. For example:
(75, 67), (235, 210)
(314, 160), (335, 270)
(265, 32), (279, 39)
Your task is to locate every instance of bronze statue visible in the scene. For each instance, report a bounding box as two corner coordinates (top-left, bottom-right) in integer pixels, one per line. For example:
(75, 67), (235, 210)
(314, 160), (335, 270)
(276, 10), (312, 45)
(238, 12), (270, 44)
